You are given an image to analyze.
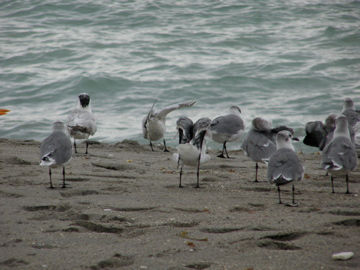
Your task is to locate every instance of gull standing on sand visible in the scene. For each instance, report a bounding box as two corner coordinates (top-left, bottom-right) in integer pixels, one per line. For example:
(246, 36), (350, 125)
(66, 93), (97, 154)
(173, 118), (211, 188)
(303, 114), (337, 151)
(142, 101), (196, 152)
(267, 130), (304, 206)
(40, 121), (72, 189)
(209, 105), (245, 158)
(321, 115), (358, 194)
(341, 97), (360, 145)
(242, 117), (294, 182)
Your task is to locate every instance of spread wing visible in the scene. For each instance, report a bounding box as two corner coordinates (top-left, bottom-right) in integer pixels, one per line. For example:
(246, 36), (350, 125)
(156, 101), (196, 120)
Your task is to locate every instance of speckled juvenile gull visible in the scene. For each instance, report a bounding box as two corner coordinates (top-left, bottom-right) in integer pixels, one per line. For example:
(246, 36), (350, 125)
(321, 115), (358, 194)
(142, 100), (196, 152)
(40, 121), (72, 189)
(173, 117), (211, 188)
(267, 130), (304, 206)
(66, 93), (97, 154)
(303, 114), (337, 151)
(209, 105), (245, 158)
(242, 117), (293, 182)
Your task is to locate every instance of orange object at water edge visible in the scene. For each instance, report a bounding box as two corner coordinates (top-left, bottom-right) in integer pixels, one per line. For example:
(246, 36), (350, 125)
(0, 109), (10, 115)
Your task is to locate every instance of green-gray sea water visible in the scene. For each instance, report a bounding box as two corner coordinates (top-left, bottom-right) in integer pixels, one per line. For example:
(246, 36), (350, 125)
(1, 0), (360, 151)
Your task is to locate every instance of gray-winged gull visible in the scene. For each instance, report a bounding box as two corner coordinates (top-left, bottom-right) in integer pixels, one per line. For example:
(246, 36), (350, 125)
(209, 105), (245, 158)
(242, 117), (294, 182)
(267, 130), (304, 206)
(40, 121), (72, 188)
(341, 97), (360, 145)
(321, 114), (358, 194)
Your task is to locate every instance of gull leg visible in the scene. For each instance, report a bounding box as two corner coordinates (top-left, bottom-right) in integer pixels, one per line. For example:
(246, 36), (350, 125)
(224, 141), (230, 158)
(345, 174), (350, 194)
(277, 186), (282, 204)
(254, 163), (259, 182)
(331, 175), (335, 193)
(292, 184), (295, 205)
(285, 184), (299, 207)
(74, 140), (77, 154)
(179, 165), (183, 188)
(195, 154), (201, 188)
(217, 142), (226, 158)
(163, 139), (169, 152)
(49, 168), (54, 189)
(85, 141), (89, 154)
(149, 141), (154, 151)
(62, 166), (66, 188)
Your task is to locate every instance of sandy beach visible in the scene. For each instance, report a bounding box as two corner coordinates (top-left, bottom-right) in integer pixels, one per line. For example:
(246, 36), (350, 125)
(0, 138), (359, 270)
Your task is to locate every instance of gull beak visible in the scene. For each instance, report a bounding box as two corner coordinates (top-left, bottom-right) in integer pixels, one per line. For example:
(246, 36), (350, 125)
(292, 137), (300, 141)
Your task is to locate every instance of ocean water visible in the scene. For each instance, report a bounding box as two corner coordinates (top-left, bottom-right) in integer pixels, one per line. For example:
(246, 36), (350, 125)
(1, 0), (360, 152)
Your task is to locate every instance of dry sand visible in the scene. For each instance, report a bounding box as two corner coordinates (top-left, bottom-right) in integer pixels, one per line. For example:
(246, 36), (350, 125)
(0, 138), (359, 270)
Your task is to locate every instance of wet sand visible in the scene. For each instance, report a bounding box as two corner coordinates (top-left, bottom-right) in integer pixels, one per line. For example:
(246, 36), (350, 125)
(0, 138), (359, 270)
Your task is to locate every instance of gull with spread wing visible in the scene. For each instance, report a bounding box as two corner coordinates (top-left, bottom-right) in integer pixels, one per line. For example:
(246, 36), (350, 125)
(142, 100), (196, 152)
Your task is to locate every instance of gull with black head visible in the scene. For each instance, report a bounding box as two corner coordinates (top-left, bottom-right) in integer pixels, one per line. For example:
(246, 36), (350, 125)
(66, 93), (97, 154)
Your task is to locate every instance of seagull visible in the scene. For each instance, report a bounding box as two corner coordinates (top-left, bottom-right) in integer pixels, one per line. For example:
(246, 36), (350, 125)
(303, 114), (337, 151)
(40, 121), (72, 189)
(66, 93), (97, 154)
(142, 100), (196, 152)
(341, 97), (360, 145)
(242, 117), (294, 182)
(173, 117), (211, 188)
(209, 105), (245, 158)
(174, 116), (195, 174)
(176, 116), (194, 144)
(321, 115), (358, 194)
(267, 130), (304, 206)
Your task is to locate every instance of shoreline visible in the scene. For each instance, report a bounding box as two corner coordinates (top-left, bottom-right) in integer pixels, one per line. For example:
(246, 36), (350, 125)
(0, 138), (359, 270)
